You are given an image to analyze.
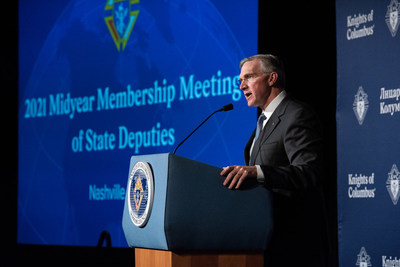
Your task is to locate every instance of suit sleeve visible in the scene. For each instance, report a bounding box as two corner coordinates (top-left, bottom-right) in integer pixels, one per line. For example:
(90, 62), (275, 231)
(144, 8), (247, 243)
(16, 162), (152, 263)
(259, 104), (324, 195)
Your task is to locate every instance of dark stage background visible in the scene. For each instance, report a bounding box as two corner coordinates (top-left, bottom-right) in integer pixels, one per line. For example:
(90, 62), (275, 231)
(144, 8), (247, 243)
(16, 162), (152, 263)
(2, 0), (337, 265)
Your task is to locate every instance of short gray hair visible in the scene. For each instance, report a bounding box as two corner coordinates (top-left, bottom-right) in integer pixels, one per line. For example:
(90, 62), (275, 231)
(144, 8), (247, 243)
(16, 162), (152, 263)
(240, 54), (286, 88)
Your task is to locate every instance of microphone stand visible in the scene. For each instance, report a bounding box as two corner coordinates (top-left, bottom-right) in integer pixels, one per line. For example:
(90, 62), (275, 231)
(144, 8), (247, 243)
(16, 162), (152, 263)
(172, 104), (233, 155)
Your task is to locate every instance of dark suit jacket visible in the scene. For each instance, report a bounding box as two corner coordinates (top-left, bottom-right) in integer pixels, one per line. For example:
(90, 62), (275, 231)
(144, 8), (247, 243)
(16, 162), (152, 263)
(245, 95), (329, 266)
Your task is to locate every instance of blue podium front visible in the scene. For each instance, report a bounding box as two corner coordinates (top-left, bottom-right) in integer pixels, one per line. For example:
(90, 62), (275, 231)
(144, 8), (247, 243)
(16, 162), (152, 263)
(122, 153), (273, 251)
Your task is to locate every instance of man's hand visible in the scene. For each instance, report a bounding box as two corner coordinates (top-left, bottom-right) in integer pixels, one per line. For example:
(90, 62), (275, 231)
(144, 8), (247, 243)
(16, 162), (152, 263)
(220, 165), (257, 189)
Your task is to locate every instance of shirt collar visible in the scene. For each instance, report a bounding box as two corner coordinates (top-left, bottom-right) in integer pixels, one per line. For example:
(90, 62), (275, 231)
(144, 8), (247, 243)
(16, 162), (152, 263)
(262, 90), (287, 116)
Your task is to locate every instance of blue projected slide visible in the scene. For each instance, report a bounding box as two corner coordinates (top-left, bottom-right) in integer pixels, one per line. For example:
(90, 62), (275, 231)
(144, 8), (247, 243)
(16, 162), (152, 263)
(18, 0), (258, 246)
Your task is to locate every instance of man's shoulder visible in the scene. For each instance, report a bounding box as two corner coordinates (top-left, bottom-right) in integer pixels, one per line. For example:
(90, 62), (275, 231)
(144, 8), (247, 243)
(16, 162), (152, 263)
(278, 95), (316, 116)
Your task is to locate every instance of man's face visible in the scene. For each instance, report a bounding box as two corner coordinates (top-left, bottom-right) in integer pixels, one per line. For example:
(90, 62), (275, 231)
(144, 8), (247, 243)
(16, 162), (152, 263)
(239, 59), (270, 109)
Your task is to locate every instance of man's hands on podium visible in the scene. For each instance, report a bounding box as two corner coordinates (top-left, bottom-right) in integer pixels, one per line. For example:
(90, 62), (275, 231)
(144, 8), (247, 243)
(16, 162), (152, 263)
(220, 165), (257, 189)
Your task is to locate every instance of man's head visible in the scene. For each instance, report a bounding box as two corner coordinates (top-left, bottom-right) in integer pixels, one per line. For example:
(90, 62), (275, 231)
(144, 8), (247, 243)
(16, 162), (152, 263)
(239, 54), (285, 110)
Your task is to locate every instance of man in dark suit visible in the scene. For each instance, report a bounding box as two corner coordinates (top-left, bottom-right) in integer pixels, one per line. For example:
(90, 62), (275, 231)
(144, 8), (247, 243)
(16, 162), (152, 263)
(220, 54), (329, 266)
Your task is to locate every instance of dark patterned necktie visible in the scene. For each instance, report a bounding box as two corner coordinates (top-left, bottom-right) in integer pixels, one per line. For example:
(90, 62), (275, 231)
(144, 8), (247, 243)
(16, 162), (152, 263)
(254, 113), (266, 142)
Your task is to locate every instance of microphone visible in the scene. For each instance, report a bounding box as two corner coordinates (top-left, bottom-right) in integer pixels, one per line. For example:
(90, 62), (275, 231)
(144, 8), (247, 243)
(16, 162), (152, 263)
(172, 104), (234, 155)
(217, 103), (234, 112)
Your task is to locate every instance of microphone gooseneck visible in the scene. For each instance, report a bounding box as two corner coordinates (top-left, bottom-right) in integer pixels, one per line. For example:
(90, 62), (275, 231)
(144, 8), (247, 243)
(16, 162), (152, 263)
(172, 104), (234, 155)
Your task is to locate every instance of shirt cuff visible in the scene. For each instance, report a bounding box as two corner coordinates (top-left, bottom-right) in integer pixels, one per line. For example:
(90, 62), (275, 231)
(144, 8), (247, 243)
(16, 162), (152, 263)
(255, 165), (265, 183)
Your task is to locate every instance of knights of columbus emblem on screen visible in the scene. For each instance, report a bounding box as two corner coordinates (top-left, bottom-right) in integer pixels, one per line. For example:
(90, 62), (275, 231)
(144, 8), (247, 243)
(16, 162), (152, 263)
(104, 0), (140, 51)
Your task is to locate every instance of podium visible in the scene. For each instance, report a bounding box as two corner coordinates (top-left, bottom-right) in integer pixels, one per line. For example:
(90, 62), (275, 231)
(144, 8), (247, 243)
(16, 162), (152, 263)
(122, 153), (273, 267)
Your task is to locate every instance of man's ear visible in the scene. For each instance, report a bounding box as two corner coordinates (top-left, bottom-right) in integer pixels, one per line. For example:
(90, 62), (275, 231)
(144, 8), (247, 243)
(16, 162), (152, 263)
(267, 72), (278, 87)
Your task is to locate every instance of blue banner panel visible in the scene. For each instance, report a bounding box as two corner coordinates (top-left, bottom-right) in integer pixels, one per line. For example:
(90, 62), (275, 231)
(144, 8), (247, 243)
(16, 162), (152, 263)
(336, 0), (400, 265)
(18, 0), (258, 247)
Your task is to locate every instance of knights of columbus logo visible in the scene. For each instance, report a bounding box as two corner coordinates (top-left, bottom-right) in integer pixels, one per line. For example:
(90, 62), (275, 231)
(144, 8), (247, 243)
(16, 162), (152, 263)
(386, 0), (400, 37)
(386, 164), (400, 205)
(104, 0), (139, 51)
(356, 247), (372, 267)
(353, 86), (369, 125)
(133, 175), (144, 210)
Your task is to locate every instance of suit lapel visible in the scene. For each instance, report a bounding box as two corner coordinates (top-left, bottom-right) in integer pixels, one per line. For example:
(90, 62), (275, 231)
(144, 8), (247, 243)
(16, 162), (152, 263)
(249, 97), (290, 165)
(245, 130), (255, 165)
(249, 116), (281, 165)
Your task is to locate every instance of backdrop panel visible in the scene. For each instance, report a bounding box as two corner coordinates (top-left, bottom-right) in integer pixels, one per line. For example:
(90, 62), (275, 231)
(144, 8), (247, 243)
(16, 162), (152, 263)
(336, 0), (400, 265)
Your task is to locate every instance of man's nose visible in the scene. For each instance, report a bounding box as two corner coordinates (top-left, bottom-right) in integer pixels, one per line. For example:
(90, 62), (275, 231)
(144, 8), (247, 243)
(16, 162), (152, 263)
(239, 81), (247, 90)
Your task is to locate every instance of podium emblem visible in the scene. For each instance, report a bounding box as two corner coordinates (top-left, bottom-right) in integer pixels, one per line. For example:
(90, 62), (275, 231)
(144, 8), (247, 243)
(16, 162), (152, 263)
(128, 161), (154, 227)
